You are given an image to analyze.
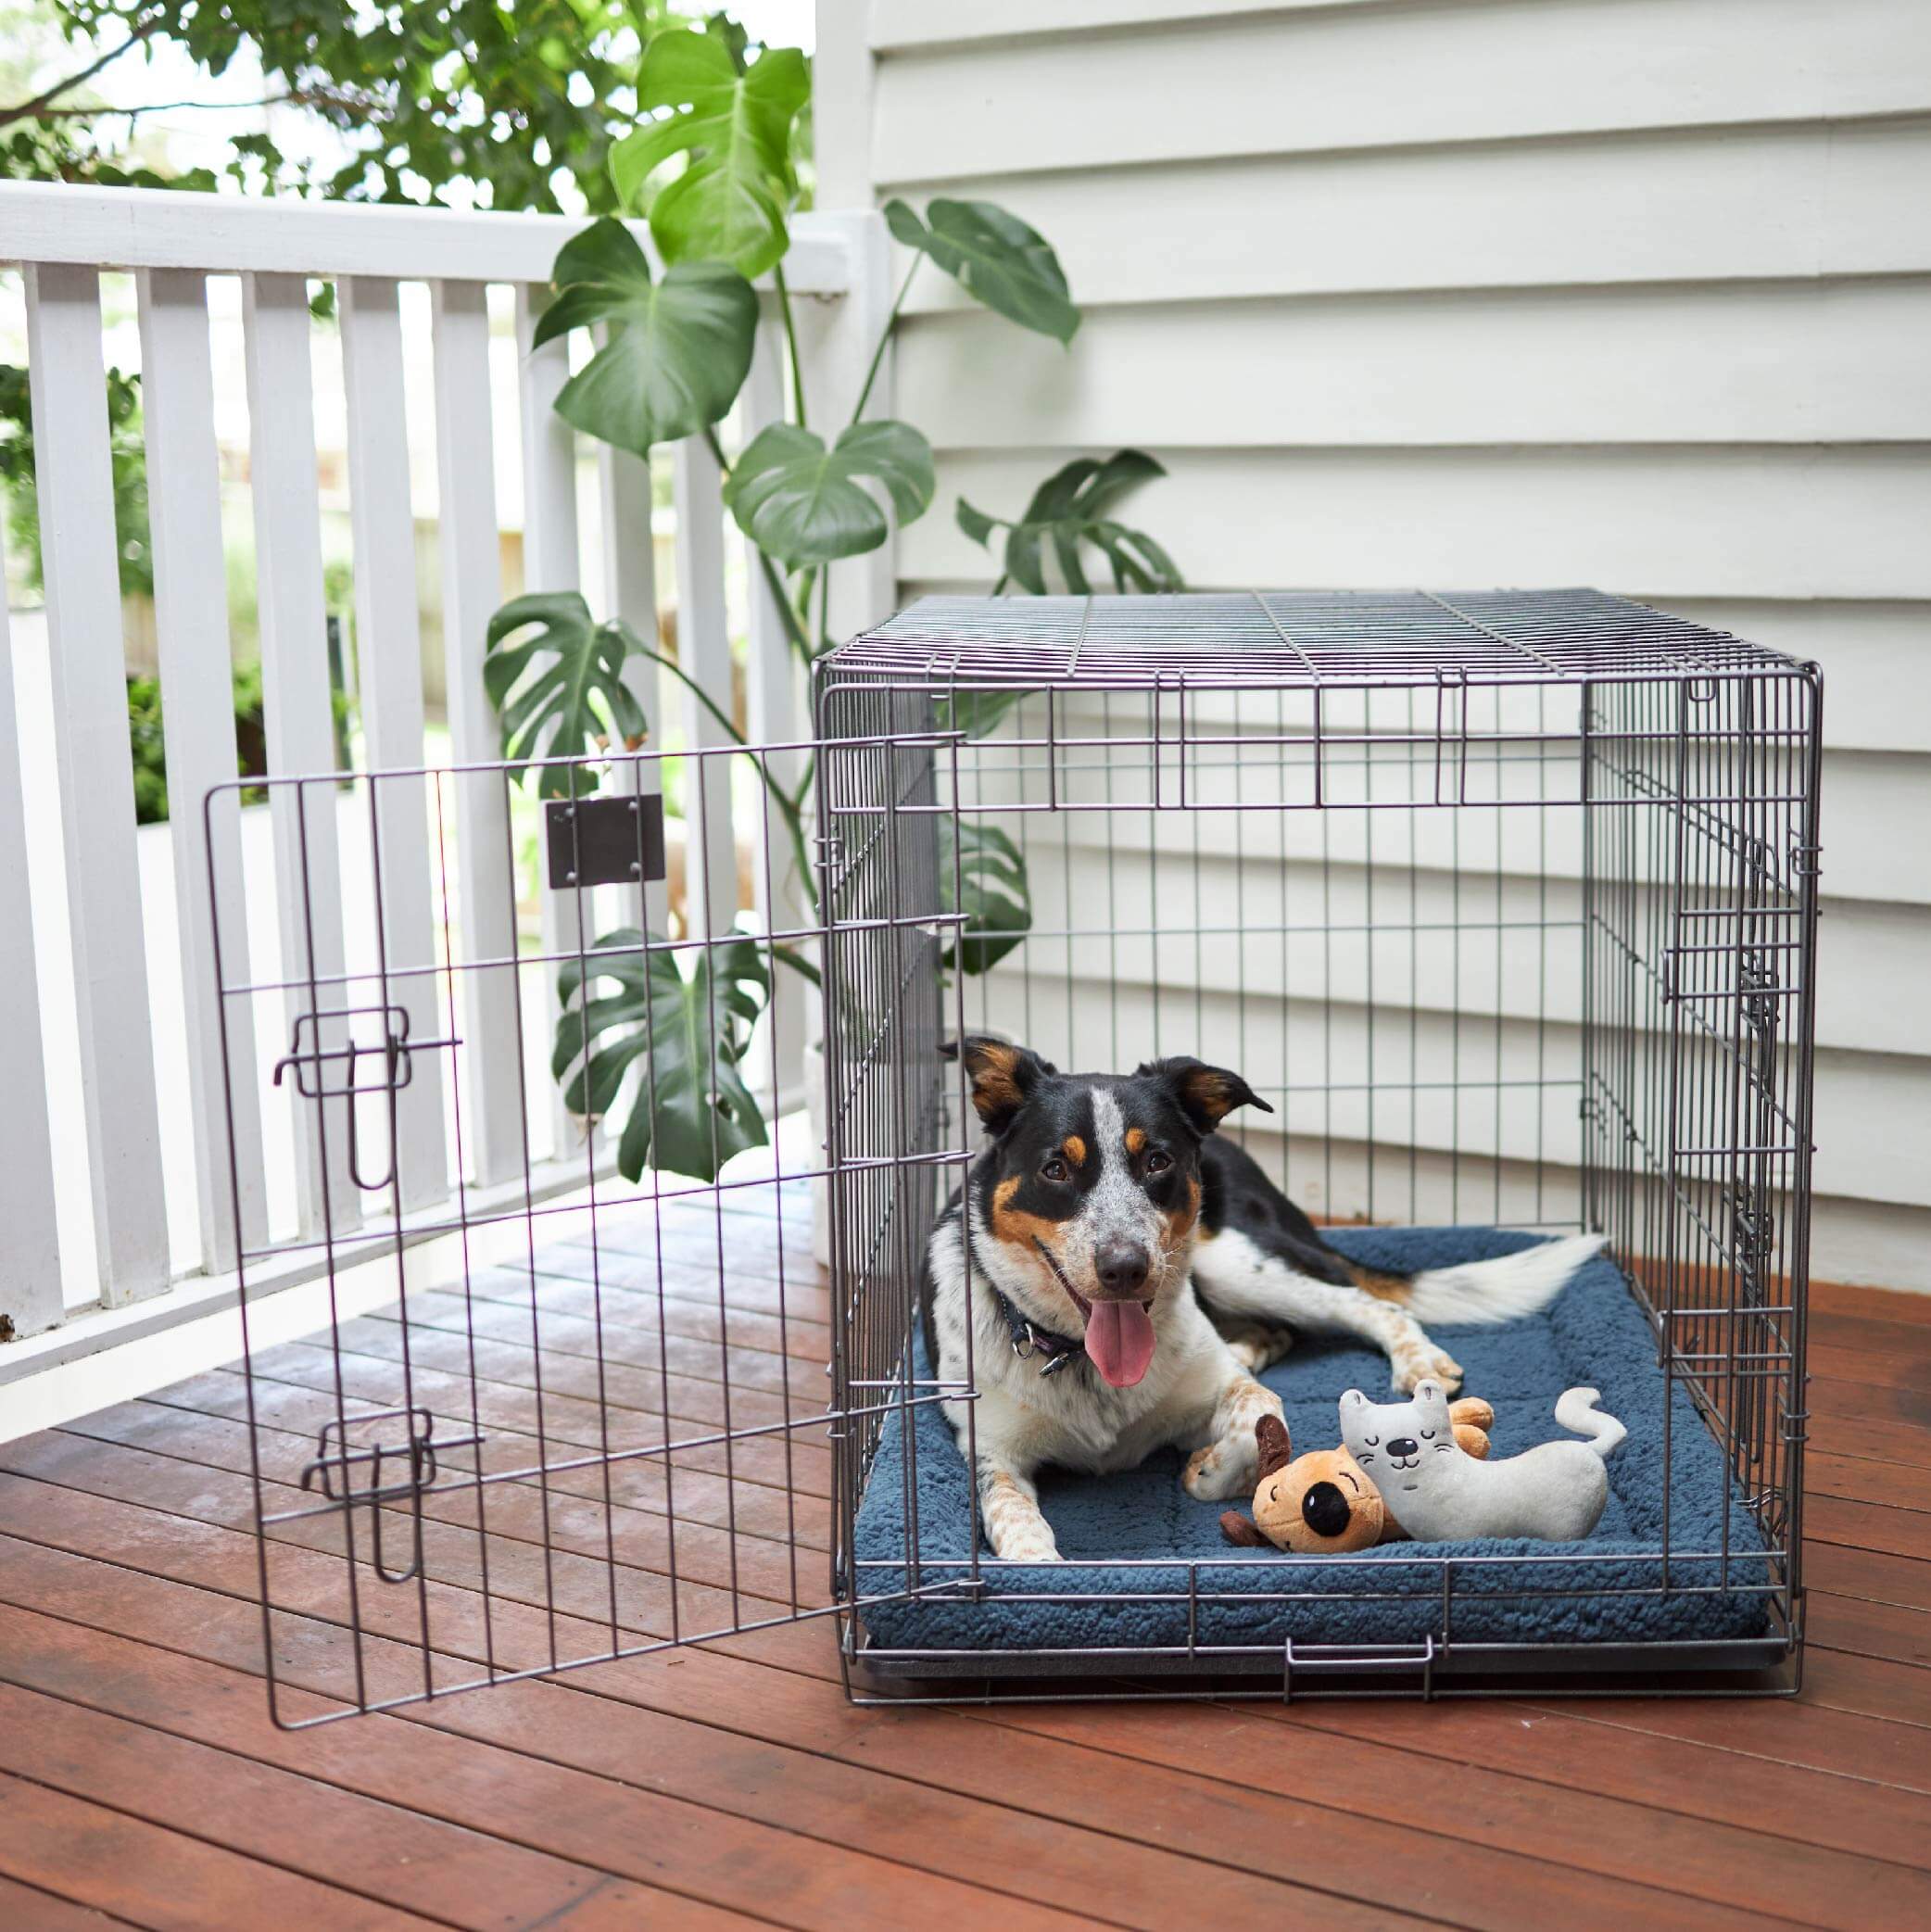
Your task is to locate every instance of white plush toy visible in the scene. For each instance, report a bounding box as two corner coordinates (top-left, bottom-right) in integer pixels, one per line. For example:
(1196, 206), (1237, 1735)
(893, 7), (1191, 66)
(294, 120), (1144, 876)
(1337, 1379), (1626, 1543)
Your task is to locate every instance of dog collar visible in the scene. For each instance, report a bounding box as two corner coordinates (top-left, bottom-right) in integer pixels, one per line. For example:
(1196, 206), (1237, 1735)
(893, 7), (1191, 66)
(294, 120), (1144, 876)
(991, 1284), (1086, 1376)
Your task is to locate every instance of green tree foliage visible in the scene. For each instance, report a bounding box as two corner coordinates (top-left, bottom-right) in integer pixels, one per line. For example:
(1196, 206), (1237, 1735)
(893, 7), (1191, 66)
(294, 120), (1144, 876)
(0, 360), (151, 597)
(122, 663), (320, 823)
(7, 2), (684, 209)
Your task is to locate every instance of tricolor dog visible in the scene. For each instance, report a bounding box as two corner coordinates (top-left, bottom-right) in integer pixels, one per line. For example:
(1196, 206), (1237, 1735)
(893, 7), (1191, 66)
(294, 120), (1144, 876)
(924, 1038), (1605, 1561)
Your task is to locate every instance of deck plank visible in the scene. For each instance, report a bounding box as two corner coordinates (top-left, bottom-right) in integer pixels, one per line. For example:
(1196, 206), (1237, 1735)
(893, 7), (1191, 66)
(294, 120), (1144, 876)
(0, 1767), (440, 1931)
(1806, 1589), (1931, 1670)
(0, 1873), (142, 1930)
(5, 1199), (1929, 1927)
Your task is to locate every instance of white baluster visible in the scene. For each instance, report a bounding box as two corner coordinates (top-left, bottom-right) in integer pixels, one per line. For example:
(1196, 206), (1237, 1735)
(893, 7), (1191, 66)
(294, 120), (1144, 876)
(23, 261), (170, 1305)
(135, 266), (270, 1273)
(514, 284), (592, 1168)
(813, 211), (898, 645)
(0, 552), (65, 1337)
(242, 270), (360, 1242)
(741, 314), (807, 1116)
(599, 439), (669, 946)
(430, 280), (524, 1191)
(669, 433), (738, 941)
(340, 274), (449, 1214)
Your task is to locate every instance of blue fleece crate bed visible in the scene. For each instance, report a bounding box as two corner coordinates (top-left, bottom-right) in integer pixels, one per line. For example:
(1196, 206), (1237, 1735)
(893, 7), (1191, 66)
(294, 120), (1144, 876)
(853, 1228), (1777, 1668)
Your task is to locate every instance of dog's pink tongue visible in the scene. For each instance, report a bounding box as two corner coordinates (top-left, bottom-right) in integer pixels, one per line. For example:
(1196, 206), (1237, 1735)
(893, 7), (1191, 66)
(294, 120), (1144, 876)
(1084, 1300), (1156, 1387)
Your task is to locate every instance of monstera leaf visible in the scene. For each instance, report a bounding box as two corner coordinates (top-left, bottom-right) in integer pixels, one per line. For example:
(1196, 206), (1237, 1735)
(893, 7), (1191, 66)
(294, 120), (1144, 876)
(958, 450), (1183, 596)
(940, 819), (1031, 975)
(554, 927), (770, 1183)
(610, 31), (809, 279)
(484, 592), (648, 799)
(536, 218), (757, 458)
(723, 420), (935, 568)
(884, 197), (1079, 345)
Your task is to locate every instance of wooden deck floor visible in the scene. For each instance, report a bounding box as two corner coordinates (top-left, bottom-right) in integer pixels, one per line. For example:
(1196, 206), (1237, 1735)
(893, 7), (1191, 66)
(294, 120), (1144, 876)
(2, 1194), (1928, 1930)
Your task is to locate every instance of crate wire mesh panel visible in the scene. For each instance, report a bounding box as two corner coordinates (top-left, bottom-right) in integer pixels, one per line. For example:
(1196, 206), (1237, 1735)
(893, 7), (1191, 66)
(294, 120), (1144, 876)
(814, 589), (1821, 1698)
(213, 588), (1821, 1722)
(209, 739), (860, 1727)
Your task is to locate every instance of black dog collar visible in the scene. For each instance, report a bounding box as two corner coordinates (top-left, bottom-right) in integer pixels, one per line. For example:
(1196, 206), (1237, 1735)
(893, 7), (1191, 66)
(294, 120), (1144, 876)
(992, 1284), (1086, 1376)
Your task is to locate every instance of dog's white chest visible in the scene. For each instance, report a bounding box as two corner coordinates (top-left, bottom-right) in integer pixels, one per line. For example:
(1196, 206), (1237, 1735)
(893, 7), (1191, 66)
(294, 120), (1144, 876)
(978, 1347), (1209, 1471)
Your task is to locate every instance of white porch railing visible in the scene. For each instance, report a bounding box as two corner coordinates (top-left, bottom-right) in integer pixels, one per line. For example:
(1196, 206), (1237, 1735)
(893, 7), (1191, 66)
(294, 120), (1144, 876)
(0, 182), (892, 1404)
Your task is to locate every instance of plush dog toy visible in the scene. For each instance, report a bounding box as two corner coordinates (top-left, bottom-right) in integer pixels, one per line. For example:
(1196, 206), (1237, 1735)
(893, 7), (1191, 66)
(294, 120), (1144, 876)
(1337, 1379), (1625, 1542)
(1218, 1398), (1496, 1553)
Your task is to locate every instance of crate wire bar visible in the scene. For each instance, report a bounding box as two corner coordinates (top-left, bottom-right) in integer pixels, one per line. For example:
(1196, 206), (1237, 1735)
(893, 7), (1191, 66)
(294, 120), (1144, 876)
(214, 587), (1819, 1721)
(814, 589), (1819, 1700)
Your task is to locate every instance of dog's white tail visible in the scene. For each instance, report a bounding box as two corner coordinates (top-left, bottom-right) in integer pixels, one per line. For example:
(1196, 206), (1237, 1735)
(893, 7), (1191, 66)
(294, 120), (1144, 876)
(1400, 1231), (1607, 1326)
(1554, 1385), (1626, 1459)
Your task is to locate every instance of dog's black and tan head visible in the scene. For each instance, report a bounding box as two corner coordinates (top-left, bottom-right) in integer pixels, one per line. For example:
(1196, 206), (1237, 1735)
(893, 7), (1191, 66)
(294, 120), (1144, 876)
(943, 1036), (1270, 1387)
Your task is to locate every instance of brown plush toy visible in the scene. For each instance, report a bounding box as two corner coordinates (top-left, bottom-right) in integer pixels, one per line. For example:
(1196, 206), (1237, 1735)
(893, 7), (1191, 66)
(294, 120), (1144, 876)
(1218, 1398), (1496, 1554)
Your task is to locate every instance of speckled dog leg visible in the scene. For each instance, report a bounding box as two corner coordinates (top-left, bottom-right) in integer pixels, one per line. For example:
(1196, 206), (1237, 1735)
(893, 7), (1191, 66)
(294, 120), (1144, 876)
(977, 1459), (1061, 1561)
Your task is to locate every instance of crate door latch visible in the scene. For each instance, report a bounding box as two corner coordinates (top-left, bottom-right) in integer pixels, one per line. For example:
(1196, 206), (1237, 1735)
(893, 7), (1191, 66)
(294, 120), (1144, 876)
(271, 1004), (462, 1193)
(296, 1406), (484, 1585)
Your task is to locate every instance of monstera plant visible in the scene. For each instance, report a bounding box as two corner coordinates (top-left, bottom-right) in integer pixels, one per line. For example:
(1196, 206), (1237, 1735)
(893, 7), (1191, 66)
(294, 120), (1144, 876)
(483, 11), (1182, 1183)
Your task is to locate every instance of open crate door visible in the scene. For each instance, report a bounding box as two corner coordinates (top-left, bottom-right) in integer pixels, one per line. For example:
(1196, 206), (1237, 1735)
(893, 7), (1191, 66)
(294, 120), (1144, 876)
(206, 743), (961, 1727)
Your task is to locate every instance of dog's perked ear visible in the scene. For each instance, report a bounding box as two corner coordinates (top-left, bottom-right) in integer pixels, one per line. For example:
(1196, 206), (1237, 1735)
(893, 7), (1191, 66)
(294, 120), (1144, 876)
(1138, 1055), (1273, 1136)
(940, 1035), (1054, 1136)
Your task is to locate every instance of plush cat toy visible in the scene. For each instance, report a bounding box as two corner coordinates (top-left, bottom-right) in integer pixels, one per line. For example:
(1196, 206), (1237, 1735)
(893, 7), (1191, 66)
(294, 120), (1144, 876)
(1218, 1398), (1496, 1553)
(1337, 1379), (1626, 1543)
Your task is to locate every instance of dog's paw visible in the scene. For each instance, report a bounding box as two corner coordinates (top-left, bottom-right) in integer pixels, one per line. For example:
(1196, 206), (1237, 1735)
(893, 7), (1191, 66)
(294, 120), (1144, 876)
(1228, 1329), (1290, 1375)
(1183, 1441), (1256, 1502)
(998, 1531), (1063, 1563)
(1222, 1323), (1294, 1374)
(1394, 1347), (1464, 1395)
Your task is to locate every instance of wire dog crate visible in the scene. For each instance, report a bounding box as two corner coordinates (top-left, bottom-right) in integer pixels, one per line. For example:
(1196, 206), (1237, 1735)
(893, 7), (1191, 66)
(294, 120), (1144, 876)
(214, 587), (1819, 1723)
(814, 589), (1821, 1699)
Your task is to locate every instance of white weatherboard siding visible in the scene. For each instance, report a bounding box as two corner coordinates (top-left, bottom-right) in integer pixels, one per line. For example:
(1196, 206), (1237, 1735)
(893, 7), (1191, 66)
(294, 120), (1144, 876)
(818, 0), (1931, 1288)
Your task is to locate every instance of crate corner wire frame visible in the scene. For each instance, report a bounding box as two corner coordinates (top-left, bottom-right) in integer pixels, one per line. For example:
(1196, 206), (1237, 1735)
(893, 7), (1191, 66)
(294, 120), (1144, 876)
(211, 588), (1822, 1720)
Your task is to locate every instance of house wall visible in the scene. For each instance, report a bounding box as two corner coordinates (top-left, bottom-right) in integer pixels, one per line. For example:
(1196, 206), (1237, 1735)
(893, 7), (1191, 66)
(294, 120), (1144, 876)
(816, 0), (1931, 1289)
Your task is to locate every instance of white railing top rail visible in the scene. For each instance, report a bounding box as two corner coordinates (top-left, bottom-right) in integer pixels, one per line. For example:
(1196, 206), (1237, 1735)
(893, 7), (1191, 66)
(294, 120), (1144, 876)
(0, 179), (856, 292)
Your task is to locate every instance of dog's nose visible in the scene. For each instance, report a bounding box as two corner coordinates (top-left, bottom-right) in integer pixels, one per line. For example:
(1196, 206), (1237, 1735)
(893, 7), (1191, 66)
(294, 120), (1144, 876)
(1094, 1241), (1151, 1297)
(1300, 1481), (1352, 1538)
(1386, 1438), (1418, 1459)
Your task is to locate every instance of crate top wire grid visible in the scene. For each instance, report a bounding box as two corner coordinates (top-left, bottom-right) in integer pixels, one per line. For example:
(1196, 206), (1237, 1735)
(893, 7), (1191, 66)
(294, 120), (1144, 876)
(827, 587), (1797, 686)
(812, 588), (1821, 1702)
